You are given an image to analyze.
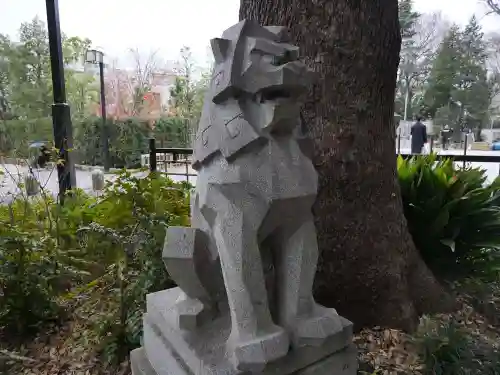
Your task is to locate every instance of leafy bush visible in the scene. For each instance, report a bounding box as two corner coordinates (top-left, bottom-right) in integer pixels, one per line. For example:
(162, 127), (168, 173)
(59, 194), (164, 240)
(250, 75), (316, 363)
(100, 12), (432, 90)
(0, 169), (190, 364)
(1, 115), (192, 167)
(74, 171), (190, 364)
(413, 316), (470, 375)
(0, 117), (53, 157)
(0, 195), (87, 335)
(412, 315), (500, 375)
(398, 154), (500, 280)
(0, 222), (62, 335)
(154, 117), (193, 148)
(73, 116), (150, 168)
(455, 278), (500, 326)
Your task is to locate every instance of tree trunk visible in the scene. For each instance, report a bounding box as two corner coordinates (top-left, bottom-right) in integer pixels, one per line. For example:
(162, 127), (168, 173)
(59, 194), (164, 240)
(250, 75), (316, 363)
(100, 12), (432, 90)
(239, 0), (453, 331)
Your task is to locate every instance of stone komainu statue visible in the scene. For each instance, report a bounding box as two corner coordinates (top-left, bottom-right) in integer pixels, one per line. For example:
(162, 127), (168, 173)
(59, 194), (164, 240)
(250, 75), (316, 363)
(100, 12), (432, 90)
(161, 20), (348, 373)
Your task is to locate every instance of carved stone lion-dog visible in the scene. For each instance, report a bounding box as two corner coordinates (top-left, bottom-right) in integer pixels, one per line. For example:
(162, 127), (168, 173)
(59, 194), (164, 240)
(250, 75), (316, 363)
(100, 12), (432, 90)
(161, 20), (347, 373)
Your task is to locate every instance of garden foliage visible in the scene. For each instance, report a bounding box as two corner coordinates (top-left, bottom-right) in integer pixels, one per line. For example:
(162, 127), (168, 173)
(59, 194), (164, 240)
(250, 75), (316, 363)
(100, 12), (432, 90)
(0, 115), (193, 168)
(0, 170), (190, 364)
(412, 314), (500, 375)
(3, 153), (500, 369)
(398, 154), (500, 280)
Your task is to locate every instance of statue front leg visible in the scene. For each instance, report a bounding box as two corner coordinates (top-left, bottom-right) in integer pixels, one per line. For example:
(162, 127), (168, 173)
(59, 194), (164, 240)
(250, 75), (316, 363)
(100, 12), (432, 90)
(163, 226), (218, 330)
(276, 213), (343, 348)
(212, 204), (289, 372)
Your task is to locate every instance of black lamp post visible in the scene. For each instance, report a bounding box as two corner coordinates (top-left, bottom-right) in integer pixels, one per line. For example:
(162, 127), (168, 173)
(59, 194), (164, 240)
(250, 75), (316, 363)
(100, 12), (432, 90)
(85, 49), (110, 171)
(45, 0), (76, 200)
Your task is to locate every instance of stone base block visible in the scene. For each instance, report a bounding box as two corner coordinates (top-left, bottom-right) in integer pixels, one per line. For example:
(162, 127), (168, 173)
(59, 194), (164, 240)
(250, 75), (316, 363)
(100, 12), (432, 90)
(131, 287), (357, 375)
(131, 344), (357, 375)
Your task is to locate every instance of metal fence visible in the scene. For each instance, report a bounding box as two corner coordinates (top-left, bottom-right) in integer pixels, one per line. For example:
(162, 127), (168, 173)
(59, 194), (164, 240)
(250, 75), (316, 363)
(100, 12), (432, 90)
(395, 133), (500, 170)
(147, 139), (196, 182)
(148, 137), (500, 181)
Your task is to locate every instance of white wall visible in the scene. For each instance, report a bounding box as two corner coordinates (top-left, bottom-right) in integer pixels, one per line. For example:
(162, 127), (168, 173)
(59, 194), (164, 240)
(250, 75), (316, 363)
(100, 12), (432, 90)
(481, 128), (500, 143)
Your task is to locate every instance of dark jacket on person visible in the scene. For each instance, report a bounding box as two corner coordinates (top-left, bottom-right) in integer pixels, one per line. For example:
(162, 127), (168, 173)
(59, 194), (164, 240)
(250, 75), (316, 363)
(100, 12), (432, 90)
(440, 128), (452, 142)
(411, 121), (427, 154)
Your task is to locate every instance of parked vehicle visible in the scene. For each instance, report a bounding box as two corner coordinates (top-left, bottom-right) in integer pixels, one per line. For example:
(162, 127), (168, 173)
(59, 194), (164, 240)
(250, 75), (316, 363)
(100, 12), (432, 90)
(491, 139), (500, 151)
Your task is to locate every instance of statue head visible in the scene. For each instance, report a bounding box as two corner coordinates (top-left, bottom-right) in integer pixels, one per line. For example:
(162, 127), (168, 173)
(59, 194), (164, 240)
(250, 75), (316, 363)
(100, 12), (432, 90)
(208, 20), (313, 131)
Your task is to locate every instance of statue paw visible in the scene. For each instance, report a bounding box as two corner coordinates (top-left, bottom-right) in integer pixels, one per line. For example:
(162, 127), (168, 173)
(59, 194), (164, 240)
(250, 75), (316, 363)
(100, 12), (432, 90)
(228, 328), (290, 372)
(292, 305), (344, 348)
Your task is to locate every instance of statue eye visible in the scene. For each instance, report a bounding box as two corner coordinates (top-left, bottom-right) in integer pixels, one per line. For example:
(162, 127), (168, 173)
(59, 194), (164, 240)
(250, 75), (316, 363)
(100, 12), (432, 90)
(272, 51), (291, 66)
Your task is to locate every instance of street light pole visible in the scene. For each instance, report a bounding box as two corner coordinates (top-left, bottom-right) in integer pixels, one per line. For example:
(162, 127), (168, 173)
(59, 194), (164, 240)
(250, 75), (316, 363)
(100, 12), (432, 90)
(45, 0), (76, 200)
(403, 83), (410, 121)
(99, 61), (110, 171)
(85, 49), (110, 171)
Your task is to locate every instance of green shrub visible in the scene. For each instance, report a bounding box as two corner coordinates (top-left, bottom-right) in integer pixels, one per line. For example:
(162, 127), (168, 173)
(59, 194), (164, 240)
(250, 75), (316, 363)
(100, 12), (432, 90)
(412, 315), (500, 375)
(455, 278), (500, 326)
(0, 117), (53, 157)
(73, 116), (150, 168)
(0, 169), (190, 358)
(154, 117), (192, 148)
(1, 115), (193, 167)
(413, 316), (470, 375)
(0, 195), (88, 335)
(72, 116), (192, 168)
(398, 154), (500, 280)
(0, 223), (62, 335)
(85, 171), (190, 362)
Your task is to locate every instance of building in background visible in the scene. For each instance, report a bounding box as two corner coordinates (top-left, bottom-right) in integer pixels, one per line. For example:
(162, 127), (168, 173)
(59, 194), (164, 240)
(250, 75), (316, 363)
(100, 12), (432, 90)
(85, 64), (177, 123)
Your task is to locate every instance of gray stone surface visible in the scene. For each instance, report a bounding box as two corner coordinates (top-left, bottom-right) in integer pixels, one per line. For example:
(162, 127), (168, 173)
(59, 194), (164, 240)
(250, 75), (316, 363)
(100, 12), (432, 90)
(91, 168), (105, 191)
(141, 288), (354, 375)
(24, 174), (40, 196)
(132, 337), (357, 375)
(292, 345), (358, 375)
(162, 227), (221, 330)
(130, 348), (157, 375)
(131, 19), (356, 375)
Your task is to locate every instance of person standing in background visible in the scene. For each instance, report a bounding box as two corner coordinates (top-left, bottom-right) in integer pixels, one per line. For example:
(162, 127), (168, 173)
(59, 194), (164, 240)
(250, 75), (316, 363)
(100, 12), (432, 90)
(411, 116), (428, 154)
(440, 125), (452, 150)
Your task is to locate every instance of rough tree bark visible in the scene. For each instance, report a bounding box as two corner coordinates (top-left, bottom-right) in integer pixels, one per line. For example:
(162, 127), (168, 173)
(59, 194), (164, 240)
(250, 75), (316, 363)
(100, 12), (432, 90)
(239, 0), (453, 331)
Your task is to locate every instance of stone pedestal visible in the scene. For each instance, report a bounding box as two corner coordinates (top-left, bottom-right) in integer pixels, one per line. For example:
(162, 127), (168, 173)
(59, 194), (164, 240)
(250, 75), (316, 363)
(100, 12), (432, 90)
(131, 288), (357, 375)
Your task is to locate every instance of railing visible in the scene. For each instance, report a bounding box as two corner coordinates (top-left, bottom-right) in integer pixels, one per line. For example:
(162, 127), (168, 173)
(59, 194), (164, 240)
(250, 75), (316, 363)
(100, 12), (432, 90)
(148, 138), (196, 182)
(396, 133), (472, 154)
(395, 133), (500, 169)
(148, 135), (500, 182)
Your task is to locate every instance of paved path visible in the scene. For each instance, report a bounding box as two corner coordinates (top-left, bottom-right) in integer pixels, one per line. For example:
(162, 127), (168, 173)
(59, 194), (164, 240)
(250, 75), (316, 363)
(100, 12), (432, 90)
(0, 164), (195, 204)
(2, 150), (499, 202)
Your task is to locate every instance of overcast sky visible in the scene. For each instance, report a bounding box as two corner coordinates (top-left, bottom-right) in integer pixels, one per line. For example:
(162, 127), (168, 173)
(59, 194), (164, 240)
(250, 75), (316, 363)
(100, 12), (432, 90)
(0, 0), (498, 69)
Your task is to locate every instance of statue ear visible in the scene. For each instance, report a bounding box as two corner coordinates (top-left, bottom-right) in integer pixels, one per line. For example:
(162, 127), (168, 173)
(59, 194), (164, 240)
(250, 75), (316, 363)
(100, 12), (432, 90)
(210, 38), (230, 64)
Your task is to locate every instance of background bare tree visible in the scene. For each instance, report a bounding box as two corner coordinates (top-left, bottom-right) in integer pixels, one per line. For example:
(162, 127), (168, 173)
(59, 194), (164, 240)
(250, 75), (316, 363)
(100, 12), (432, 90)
(103, 59), (133, 119)
(127, 48), (160, 117)
(484, 0), (500, 15)
(397, 12), (449, 118)
(486, 33), (500, 116)
(103, 50), (164, 120)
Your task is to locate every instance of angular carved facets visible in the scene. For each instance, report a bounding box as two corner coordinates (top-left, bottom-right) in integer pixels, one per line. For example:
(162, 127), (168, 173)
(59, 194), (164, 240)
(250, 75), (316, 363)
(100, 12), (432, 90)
(132, 20), (356, 375)
(189, 19), (345, 371)
(162, 227), (216, 330)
